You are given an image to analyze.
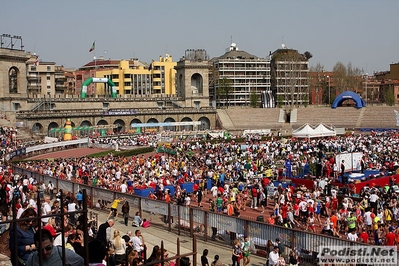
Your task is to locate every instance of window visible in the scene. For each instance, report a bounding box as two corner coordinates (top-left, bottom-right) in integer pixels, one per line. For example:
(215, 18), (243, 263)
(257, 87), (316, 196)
(31, 66), (37, 71)
(9, 68), (18, 94)
(47, 76), (51, 80)
(47, 66), (51, 71)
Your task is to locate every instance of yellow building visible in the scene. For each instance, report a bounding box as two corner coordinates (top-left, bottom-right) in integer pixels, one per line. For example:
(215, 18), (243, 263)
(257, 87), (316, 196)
(95, 54), (177, 96)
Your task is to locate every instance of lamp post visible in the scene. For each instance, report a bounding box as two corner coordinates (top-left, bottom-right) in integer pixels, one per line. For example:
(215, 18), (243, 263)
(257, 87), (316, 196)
(326, 75), (331, 104)
(365, 73), (368, 102)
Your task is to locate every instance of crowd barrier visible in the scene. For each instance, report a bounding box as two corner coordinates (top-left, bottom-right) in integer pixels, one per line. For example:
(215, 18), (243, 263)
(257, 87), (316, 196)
(12, 166), (399, 265)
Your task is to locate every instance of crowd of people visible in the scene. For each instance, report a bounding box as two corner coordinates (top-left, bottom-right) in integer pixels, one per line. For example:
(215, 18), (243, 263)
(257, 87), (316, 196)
(0, 126), (23, 162)
(89, 133), (161, 148)
(3, 129), (399, 265)
(1, 178), (194, 266)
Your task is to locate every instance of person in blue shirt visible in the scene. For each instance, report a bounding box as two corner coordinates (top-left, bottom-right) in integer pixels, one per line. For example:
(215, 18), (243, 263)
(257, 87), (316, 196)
(76, 190), (83, 209)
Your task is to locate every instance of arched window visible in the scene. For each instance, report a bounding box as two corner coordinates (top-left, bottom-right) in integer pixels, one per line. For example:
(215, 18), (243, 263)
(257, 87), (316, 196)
(9, 68), (18, 93)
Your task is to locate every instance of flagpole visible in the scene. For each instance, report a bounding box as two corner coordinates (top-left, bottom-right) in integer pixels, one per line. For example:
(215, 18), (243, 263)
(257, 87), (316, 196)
(94, 43), (96, 96)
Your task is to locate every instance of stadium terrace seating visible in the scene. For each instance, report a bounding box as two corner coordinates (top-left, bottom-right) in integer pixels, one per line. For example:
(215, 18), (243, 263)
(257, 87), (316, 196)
(220, 108), (283, 130)
(292, 106), (362, 129)
(359, 106), (398, 128)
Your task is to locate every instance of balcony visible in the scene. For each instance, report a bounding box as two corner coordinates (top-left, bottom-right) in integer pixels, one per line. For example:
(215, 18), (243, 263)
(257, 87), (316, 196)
(55, 76), (67, 81)
(27, 75), (41, 82)
(56, 84), (67, 89)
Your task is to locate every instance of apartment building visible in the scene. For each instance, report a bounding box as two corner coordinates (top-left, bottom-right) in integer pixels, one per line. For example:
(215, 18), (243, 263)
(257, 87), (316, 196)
(75, 55), (176, 96)
(209, 43), (271, 108)
(270, 46), (310, 107)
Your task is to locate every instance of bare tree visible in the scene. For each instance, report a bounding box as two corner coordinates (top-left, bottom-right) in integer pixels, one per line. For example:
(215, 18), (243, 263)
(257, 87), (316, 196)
(332, 62), (347, 94)
(333, 62), (363, 95)
(309, 63), (325, 104)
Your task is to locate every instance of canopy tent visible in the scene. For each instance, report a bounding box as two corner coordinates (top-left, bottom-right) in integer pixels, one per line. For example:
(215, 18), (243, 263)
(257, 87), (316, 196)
(292, 123), (336, 138)
(292, 124), (315, 138)
(313, 123), (336, 137)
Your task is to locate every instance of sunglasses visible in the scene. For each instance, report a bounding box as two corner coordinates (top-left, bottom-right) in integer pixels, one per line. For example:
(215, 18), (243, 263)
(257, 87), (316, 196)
(42, 245), (52, 251)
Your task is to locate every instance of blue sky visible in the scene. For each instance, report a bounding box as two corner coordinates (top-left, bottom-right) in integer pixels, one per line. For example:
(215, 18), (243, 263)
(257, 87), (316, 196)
(1, 1), (398, 73)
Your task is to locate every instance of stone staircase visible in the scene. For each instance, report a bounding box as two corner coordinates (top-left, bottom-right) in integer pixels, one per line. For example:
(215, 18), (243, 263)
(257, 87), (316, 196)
(216, 109), (235, 130)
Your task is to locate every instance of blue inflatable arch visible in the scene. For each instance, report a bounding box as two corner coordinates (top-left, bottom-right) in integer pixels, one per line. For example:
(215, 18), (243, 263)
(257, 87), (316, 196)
(331, 90), (366, 109)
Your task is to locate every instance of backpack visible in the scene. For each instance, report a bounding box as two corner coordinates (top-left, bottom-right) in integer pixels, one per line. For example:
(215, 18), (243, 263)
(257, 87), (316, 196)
(13, 187), (21, 199)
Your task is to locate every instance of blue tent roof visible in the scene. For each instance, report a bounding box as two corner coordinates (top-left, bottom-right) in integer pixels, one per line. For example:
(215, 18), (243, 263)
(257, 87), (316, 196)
(331, 90), (366, 109)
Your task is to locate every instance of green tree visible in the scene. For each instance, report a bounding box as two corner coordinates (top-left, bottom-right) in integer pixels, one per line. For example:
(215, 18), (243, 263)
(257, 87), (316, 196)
(277, 95), (284, 108)
(385, 88), (395, 106)
(250, 91), (259, 107)
(216, 77), (233, 108)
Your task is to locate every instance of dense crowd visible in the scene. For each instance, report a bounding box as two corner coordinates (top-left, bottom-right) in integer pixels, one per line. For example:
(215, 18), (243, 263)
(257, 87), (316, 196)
(0, 126), (24, 162)
(3, 130), (399, 265)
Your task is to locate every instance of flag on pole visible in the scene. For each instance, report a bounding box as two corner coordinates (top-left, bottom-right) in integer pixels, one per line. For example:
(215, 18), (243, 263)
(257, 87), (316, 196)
(34, 57), (39, 66)
(89, 41), (95, 52)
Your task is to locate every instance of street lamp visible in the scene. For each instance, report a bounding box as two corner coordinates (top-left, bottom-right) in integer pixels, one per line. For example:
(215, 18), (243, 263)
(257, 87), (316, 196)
(364, 73), (368, 102)
(326, 75), (331, 104)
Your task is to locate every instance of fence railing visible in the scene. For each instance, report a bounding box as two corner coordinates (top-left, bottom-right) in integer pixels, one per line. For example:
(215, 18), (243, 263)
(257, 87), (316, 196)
(12, 166), (399, 265)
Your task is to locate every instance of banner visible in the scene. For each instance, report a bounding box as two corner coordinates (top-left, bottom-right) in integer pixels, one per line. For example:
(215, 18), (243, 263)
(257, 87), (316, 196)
(208, 212), (245, 233)
(141, 199), (168, 215)
(335, 152), (363, 172)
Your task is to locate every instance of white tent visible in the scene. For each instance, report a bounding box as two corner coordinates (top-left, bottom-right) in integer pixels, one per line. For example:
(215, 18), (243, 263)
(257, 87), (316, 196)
(292, 124), (316, 138)
(313, 123), (336, 137)
(292, 123), (336, 138)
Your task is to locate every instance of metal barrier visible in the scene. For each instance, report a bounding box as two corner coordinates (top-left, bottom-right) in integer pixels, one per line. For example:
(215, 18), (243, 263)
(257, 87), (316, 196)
(11, 165), (399, 265)
(0, 188), (91, 265)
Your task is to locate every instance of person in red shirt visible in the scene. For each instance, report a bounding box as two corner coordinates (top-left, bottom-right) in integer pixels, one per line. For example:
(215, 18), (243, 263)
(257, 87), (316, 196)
(164, 191), (171, 203)
(261, 177), (269, 187)
(307, 202), (314, 216)
(359, 228), (369, 244)
(331, 197), (338, 211)
(267, 214), (276, 225)
(193, 182), (199, 193)
(251, 185), (259, 209)
(280, 203), (288, 224)
(385, 228), (396, 246)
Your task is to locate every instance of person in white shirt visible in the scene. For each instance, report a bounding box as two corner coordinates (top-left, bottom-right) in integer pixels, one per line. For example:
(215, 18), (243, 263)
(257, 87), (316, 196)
(130, 229), (145, 258)
(120, 182), (128, 193)
(331, 188), (337, 198)
(41, 196), (52, 225)
(364, 210), (373, 233)
(211, 185), (218, 198)
(53, 225), (72, 247)
(16, 202), (28, 219)
(184, 194), (191, 207)
(347, 231), (358, 242)
(369, 191), (379, 212)
(268, 246), (280, 265)
(68, 200), (77, 224)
